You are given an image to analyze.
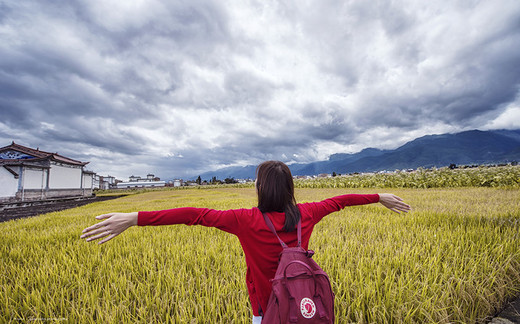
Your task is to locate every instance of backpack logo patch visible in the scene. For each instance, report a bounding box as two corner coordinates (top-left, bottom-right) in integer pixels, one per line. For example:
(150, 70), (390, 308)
(300, 297), (316, 318)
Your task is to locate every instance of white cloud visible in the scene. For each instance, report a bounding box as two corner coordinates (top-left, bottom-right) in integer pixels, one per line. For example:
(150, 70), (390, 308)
(484, 99), (520, 130)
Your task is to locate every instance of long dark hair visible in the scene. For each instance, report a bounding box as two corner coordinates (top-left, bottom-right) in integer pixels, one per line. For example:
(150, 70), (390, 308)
(256, 160), (301, 232)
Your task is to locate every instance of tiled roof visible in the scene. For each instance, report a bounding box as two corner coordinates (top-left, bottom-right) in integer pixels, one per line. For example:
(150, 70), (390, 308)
(0, 142), (88, 166)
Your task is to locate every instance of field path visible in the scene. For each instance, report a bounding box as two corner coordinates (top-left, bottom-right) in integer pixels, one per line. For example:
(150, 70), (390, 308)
(0, 195), (123, 223)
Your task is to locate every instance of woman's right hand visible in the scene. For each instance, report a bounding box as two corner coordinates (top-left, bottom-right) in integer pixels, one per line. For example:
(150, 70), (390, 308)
(80, 212), (138, 244)
(378, 194), (411, 214)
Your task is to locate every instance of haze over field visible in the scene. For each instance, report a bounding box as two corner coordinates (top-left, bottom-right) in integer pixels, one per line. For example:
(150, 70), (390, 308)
(1, 0), (520, 179)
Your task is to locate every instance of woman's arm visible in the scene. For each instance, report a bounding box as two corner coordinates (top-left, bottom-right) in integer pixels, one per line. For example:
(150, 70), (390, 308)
(81, 207), (243, 245)
(80, 212), (138, 244)
(302, 193), (411, 224)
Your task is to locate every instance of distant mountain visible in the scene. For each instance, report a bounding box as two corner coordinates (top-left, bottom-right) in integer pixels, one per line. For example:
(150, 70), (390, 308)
(325, 129), (520, 174)
(289, 148), (389, 176)
(198, 164), (258, 181)
(194, 129), (520, 180)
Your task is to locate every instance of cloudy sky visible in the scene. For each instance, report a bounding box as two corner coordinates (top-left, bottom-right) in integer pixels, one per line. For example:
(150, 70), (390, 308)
(1, 0), (520, 180)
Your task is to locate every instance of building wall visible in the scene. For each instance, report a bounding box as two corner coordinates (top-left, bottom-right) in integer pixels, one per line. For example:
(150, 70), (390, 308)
(49, 163), (82, 189)
(0, 167), (18, 198)
(82, 173), (93, 189)
(82, 173), (94, 196)
(17, 189), (89, 201)
(23, 168), (46, 190)
(116, 181), (166, 189)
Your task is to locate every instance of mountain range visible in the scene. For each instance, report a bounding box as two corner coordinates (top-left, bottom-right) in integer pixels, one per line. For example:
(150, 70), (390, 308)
(195, 129), (520, 180)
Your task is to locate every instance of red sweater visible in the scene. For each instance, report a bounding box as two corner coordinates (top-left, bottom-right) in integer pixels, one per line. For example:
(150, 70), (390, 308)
(138, 193), (379, 316)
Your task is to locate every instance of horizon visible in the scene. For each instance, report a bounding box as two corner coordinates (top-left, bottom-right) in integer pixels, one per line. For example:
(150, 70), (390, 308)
(3, 127), (520, 182)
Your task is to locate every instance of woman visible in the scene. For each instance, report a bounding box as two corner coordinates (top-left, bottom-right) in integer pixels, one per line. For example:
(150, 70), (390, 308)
(81, 161), (410, 323)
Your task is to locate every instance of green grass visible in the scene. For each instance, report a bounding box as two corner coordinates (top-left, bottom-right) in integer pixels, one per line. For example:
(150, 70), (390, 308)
(1, 187), (519, 323)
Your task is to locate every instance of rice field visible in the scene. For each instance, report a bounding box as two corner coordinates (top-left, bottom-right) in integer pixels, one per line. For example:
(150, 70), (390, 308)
(295, 165), (520, 189)
(1, 186), (519, 323)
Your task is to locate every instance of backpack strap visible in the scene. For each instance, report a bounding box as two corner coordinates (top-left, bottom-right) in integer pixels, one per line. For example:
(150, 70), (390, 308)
(262, 212), (301, 248)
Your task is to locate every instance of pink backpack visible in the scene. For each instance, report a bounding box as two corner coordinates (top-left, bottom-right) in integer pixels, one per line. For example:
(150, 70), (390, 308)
(261, 213), (335, 323)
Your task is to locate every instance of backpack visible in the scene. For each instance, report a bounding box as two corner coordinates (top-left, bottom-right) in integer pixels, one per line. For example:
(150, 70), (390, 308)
(261, 213), (335, 323)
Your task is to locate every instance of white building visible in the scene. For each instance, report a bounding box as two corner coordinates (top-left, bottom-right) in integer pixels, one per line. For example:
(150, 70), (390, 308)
(0, 142), (95, 203)
(116, 173), (166, 189)
(128, 174), (157, 182)
(93, 175), (117, 190)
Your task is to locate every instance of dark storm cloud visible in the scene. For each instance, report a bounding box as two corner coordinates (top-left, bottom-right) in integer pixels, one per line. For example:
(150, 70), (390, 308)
(297, 1), (520, 131)
(0, 0), (233, 160)
(1, 0), (520, 179)
(224, 71), (276, 108)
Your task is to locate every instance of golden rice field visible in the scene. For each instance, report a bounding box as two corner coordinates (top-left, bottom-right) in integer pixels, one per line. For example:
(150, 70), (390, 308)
(1, 187), (520, 323)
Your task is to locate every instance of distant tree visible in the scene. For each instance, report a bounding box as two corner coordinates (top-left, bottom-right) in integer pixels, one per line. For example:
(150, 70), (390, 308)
(332, 171), (337, 177)
(196, 176), (201, 185)
(224, 177), (237, 184)
(449, 164), (457, 170)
